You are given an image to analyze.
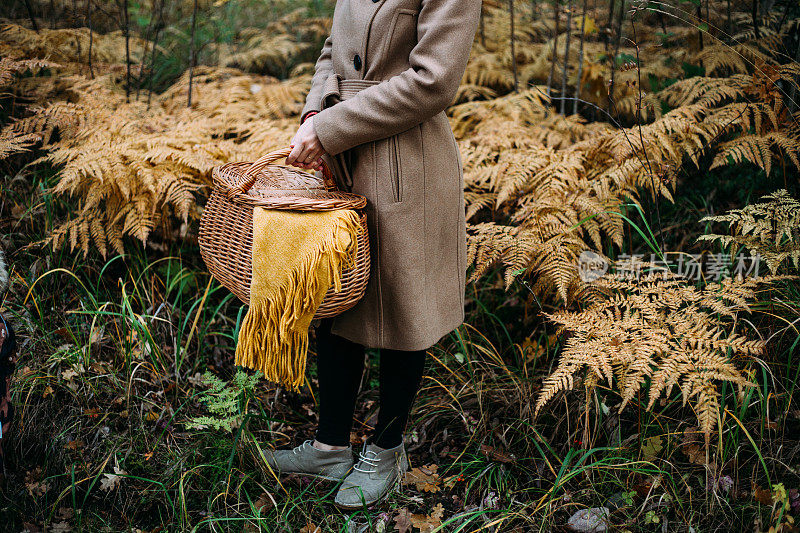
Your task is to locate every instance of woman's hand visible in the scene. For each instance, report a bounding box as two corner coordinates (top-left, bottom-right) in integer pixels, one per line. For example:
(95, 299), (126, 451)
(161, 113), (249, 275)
(287, 116), (325, 171)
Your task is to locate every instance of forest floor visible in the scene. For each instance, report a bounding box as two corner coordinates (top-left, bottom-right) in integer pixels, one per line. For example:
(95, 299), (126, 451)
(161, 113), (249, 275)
(1, 155), (799, 532)
(1, 1), (800, 531)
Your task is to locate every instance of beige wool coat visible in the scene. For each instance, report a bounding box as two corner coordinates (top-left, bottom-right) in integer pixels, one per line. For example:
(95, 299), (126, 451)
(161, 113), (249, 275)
(302, 0), (481, 351)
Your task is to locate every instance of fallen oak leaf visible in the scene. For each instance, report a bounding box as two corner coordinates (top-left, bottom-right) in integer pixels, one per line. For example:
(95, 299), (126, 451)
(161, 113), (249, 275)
(64, 440), (84, 451)
(253, 492), (274, 512)
(50, 521), (71, 533)
(680, 427), (711, 466)
(56, 507), (75, 520)
(410, 504), (445, 533)
(403, 464), (441, 492)
(393, 507), (413, 533)
(682, 443), (708, 466)
(53, 328), (73, 342)
(443, 474), (462, 490)
(25, 479), (50, 498)
(480, 444), (516, 463)
(100, 466), (127, 492)
(522, 337), (545, 363)
(752, 484), (775, 506)
(25, 467), (50, 497)
(642, 436), (663, 462)
(89, 326), (105, 346)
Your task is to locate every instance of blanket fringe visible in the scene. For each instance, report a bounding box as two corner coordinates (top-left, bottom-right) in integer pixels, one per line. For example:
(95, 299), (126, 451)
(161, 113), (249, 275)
(235, 210), (361, 392)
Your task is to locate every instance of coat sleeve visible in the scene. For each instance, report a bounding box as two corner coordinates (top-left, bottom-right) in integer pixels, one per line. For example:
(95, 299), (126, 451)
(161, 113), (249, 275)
(301, 35), (334, 123)
(313, 0), (481, 156)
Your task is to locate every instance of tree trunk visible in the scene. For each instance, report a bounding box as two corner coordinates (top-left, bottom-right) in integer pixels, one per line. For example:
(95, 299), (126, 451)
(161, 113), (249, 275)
(607, 0), (624, 115)
(136, 0), (162, 100)
(187, 0), (199, 107)
(560, 0), (573, 114)
(752, 0), (760, 39)
(147, 0), (167, 108)
(20, 0), (39, 32)
(573, 0), (588, 115)
(510, 0), (519, 92)
(726, 0), (731, 38)
(72, 0), (82, 66)
(87, 0), (93, 78)
(656, 10), (667, 34)
(604, 0), (615, 57)
(776, 0), (791, 33)
(547, 0), (560, 98)
(696, 4), (703, 51)
(122, 0), (131, 102)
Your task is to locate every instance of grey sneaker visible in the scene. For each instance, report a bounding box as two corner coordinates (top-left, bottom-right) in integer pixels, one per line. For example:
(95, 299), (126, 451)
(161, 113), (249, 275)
(334, 441), (409, 509)
(261, 440), (354, 481)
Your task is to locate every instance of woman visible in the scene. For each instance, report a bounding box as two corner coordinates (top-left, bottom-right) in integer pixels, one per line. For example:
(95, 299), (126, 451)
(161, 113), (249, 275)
(262, 0), (481, 509)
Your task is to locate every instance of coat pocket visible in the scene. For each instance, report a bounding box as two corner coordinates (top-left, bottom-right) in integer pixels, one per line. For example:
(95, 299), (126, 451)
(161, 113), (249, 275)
(388, 134), (402, 203)
(381, 8), (419, 72)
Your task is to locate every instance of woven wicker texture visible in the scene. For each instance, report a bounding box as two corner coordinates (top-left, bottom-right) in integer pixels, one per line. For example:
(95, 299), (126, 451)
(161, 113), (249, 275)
(199, 148), (370, 318)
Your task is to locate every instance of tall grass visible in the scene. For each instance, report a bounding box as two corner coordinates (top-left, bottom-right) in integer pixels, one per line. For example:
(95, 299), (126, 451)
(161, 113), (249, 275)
(1, 160), (799, 530)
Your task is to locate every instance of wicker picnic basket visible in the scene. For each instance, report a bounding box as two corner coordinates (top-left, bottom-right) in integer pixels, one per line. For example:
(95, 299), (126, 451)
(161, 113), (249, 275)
(198, 147), (370, 318)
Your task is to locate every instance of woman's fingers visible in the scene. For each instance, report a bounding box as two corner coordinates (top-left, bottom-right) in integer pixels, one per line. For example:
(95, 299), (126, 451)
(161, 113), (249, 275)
(287, 142), (324, 169)
(302, 146), (323, 165)
(302, 155), (325, 171)
(287, 143), (303, 166)
(287, 118), (324, 168)
(303, 147), (323, 165)
(295, 145), (316, 167)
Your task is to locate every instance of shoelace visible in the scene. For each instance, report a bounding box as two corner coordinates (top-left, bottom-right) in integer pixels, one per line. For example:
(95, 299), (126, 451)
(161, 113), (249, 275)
(353, 450), (380, 474)
(292, 440), (313, 455)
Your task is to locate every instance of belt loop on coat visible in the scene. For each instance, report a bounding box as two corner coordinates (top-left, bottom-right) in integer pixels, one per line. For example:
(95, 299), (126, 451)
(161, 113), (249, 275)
(321, 73), (382, 107)
(317, 74), (383, 191)
(338, 78), (381, 100)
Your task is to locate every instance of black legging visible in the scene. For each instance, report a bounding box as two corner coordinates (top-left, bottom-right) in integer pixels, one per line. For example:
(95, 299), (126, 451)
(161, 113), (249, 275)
(313, 318), (426, 449)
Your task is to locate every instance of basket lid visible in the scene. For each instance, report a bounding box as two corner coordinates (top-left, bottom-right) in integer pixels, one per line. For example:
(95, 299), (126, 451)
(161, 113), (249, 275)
(213, 148), (367, 212)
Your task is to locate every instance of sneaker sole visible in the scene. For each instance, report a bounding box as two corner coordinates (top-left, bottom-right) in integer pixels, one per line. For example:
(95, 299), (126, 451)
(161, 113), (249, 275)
(261, 452), (353, 483)
(279, 471), (350, 483)
(333, 476), (401, 510)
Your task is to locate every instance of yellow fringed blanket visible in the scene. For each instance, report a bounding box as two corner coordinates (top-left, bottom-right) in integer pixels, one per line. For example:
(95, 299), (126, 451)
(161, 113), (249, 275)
(235, 208), (361, 391)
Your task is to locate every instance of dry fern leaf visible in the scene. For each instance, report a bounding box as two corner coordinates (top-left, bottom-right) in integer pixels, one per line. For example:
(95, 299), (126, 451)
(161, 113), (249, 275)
(699, 189), (800, 273)
(536, 272), (774, 441)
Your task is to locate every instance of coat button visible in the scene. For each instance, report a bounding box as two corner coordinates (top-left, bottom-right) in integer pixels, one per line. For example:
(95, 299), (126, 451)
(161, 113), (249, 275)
(354, 54), (362, 71)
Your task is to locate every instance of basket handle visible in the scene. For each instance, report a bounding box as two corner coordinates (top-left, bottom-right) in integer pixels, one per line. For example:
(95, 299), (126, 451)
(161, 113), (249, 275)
(236, 147), (337, 195)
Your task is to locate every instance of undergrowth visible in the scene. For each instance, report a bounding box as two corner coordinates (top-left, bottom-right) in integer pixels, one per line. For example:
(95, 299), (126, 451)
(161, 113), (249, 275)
(1, 0), (800, 531)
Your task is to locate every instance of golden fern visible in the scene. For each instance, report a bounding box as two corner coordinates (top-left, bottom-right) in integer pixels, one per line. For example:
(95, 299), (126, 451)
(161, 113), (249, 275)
(699, 189), (800, 273)
(0, 131), (40, 159)
(0, 23), (149, 66)
(0, 56), (57, 90)
(2, 67), (301, 256)
(536, 271), (775, 441)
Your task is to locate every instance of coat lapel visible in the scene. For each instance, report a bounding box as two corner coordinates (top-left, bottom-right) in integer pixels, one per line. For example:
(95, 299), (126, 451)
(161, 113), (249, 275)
(360, 0), (390, 80)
